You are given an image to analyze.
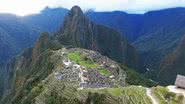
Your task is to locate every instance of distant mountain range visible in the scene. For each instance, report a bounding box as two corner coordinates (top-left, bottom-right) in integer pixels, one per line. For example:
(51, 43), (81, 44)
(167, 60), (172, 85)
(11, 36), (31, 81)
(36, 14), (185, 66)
(0, 7), (68, 63)
(0, 14), (38, 63)
(1, 5), (185, 104)
(87, 8), (185, 71)
(0, 6), (155, 104)
(1, 6), (185, 86)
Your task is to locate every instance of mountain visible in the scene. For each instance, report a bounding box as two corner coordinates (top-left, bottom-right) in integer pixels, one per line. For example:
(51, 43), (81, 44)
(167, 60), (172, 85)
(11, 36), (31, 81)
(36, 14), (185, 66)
(31, 7), (185, 73)
(133, 8), (185, 70)
(0, 6), (156, 104)
(0, 7), (68, 64)
(0, 14), (38, 63)
(86, 11), (143, 42)
(22, 7), (68, 32)
(87, 8), (185, 71)
(2, 7), (185, 72)
(56, 6), (142, 72)
(158, 35), (185, 85)
(0, 8), (67, 99)
(0, 33), (154, 103)
(2, 6), (185, 90)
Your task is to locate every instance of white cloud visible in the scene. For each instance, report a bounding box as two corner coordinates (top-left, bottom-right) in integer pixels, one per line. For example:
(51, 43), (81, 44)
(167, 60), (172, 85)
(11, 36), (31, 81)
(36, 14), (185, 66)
(0, 0), (185, 15)
(43, 0), (185, 13)
(0, 0), (46, 16)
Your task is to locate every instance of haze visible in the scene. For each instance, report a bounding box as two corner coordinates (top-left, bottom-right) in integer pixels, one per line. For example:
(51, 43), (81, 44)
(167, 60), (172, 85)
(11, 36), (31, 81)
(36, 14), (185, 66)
(1, 0), (185, 16)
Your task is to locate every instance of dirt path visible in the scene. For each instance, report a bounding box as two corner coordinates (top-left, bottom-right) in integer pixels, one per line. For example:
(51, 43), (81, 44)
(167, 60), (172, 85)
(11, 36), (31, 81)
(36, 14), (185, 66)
(167, 85), (185, 97)
(146, 88), (158, 104)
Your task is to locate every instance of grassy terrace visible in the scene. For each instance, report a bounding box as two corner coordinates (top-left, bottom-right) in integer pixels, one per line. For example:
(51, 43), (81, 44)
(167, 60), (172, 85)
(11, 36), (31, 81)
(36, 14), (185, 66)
(97, 68), (111, 76)
(121, 86), (152, 104)
(79, 86), (152, 104)
(36, 81), (154, 104)
(151, 86), (184, 104)
(67, 51), (97, 69)
(67, 51), (111, 76)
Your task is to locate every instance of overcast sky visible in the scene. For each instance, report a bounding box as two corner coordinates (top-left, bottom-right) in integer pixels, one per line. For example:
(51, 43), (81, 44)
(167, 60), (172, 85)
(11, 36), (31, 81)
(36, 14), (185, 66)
(0, 0), (185, 16)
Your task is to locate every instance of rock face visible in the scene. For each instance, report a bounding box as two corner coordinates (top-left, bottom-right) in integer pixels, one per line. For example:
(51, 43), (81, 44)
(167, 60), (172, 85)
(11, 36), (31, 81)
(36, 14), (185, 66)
(56, 6), (142, 72)
(158, 35), (185, 85)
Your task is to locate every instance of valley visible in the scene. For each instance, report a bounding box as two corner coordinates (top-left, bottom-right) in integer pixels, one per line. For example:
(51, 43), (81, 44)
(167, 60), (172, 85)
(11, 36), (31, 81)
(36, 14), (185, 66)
(0, 3), (185, 104)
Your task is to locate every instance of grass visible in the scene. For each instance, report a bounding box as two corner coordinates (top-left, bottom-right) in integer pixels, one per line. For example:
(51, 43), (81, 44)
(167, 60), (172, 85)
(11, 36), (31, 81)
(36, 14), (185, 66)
(79, 88), (122, 97)
(68, 51), (111, 76)
(97, 68), (111, 76)
(150, 86), (183, 104)
(78, 86), (152, 104)
(106, 88), (122, 96)
(151, 86), (166, 104)
(78, 61), (97, 69)
(67, 51), (81, 62)
(121, 86), (152, 104)
(67, 51), (97, 69)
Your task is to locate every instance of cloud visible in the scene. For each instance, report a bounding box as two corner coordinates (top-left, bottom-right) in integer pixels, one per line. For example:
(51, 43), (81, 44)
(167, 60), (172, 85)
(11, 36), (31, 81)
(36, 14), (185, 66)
(0, 0), (185, 15)
(0, 0), (45, 16)
(43, 0), (185, 13)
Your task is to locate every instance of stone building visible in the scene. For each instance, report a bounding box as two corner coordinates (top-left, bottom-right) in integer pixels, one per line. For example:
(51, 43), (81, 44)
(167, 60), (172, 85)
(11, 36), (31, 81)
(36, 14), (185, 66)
(175, 75), (185, 89)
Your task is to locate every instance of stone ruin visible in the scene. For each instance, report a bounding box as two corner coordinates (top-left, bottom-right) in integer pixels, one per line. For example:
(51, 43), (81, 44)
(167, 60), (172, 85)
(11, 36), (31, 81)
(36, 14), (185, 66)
(54, 48), (126, 89)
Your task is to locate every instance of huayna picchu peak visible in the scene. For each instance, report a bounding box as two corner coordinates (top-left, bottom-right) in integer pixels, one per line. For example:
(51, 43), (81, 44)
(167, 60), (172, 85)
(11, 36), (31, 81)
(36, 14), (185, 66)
(56, 6), (143, 72)
(70, 5), (83, 16)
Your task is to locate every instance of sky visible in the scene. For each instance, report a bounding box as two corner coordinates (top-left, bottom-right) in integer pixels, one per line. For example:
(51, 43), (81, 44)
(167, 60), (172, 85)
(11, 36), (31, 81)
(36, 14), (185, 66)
(0, 0), (185, 16)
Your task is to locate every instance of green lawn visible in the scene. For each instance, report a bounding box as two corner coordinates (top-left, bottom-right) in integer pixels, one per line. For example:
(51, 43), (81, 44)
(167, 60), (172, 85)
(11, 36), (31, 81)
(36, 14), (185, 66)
(67, 51), (81, 62)
(67, 51), (97, 69)
(106, 88), (122, 96)
(97, 68), (111, 76)
(67, 51), (112, 77)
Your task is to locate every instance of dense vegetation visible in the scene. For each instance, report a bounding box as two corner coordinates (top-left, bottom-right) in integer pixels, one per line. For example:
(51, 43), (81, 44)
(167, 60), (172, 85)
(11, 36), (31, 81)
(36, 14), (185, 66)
(1, 5), (185, 104)
(0, 7), (68, 64)
(1, 7), (185, 86)
(158, 36), (185, 85)
(120, 64), (157, 87)
(33, 79), (153, 104)
(87, 8), (185, 71)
